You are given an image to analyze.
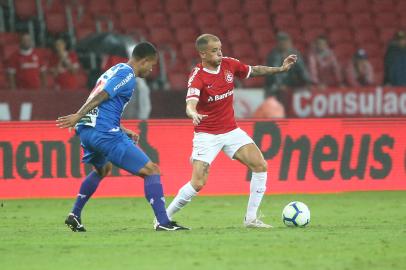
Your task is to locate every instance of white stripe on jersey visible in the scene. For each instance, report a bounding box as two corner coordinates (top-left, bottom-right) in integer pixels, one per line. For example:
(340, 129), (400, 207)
(188, 67), (200, 87)
(245, 65), (252, 79)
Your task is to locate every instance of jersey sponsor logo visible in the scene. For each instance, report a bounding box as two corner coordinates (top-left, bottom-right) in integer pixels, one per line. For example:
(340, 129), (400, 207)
(207, 90), (234, 102)
(113, 73), (134, 91)
(225, 70), (233, 83)
(188, 67), (200, 87)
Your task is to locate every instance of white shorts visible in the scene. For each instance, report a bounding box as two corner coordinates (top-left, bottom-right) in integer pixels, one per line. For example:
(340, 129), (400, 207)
(191, 128), (254, 164)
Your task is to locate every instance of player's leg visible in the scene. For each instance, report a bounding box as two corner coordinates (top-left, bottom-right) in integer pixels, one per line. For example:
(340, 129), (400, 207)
(233, 143), (271, 228)
(166, 132), (220, 220)
(166, 160), (210, 219)
(110, 136), (188, 230)
(66, 151), (111, 232)
(222, 128), (270, 228)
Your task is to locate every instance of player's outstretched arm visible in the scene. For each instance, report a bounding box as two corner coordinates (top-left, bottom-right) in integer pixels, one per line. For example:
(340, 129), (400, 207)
(186, 100), (208, 126)
(56, 90), (110, 128)
(250, 54), (298, 77)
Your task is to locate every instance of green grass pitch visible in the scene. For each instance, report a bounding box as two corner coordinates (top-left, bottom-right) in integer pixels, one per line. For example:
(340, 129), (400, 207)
(1, 191), (405, 270)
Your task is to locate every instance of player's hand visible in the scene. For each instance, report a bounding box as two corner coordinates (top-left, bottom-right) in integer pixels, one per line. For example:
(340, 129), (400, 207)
(56, 113), (82, 129)
(190, 112), (208, 126)
(125, 129), (139, 144)
(281, 54), (297, 71)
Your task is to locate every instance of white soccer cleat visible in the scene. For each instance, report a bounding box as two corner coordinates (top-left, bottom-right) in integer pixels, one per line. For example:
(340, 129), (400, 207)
(243, 217), (273, 228)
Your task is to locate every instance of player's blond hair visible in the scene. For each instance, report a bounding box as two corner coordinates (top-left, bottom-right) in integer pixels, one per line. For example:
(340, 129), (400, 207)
(195, 34), (220, 52)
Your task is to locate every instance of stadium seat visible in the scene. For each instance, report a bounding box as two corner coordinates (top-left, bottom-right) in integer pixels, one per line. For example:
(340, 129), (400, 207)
(333, 43), (356, 63)
(226, 29), (251, 43)
(217, 0), (242, 14)
(243, 0), (268, 14)
(232, 42), (257, 60)
(86, 0), (112, 15)
(165, 0), (189, 13)
(221, 13), (246, 28)
(113, 0), (137, 13)
(324, 13), (349, 29)
(175, 27), (198, 44)
(282, 27), (304, 44)
(257, 44), (271, 61)
(117, 13), (145, 31)
(296, 0), (321, 13)
(374, 13), (399, 28)
(321, 0), (346, 13)
(168, 73), (188, 91)
(329, 28), (353, 46)
(269, 0), (294, 14)
(196, 13), (220, 28)
(191, 0), (216, 13)
(396, 0), (406, 16)
(400, 16), (406, 28)
(139, 0), (164, 13)
(303, 28), (326, 44)
(246, 13), (271, 29)
(361, 44), (383, 59)
(273, 13), (297, 30)
(0, 33), (20, 46)
(346, 0), (370, 14)
(371, 0), (395, 13)
(42, 0), (65, 14)
(181, 42), (199, 60)
(242, 77), (265, 88)
(14, 0), (37, 20)
(252, 28), (275, 45)
(198, 26), (226, 39)
(354, 27), (378, 45)
(1, 44), (19, 61)
(350, 13), (374, 28)
(45, 13), (68, 35)
(300, 13), (324, 29)
(169, 13), (194, 29)
(379, 28), (397, 44)
(150, 28), (175, 48)
(145, 12), (168, 29)
(76, 26), (95, 40)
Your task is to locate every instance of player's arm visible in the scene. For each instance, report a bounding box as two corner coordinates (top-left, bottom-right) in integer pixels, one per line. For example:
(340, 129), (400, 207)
(56, 90), (109, 128)
(250, 54), (298, 77)
(186, 99), (208, 126)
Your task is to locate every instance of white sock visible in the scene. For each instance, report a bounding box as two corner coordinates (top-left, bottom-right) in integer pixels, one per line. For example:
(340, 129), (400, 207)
(166, 182), (198, 219)
(246, 172), (267, 221)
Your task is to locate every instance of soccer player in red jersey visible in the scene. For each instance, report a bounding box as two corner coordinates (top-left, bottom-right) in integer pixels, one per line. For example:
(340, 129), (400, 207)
(166, 34), (297, 228)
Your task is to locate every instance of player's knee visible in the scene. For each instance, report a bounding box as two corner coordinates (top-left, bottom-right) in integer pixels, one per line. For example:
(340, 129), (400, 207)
(250, 159), (268, 172)
(191, 178), (206, 191)
(95, 163), (112, 178)
(142, 162), (161, 176)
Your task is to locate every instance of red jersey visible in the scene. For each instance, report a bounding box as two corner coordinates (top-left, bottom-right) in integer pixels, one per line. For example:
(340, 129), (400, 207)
(50, 51), (80, 89)
(7, 48), (46, 89)
(186, 57), (251, 134)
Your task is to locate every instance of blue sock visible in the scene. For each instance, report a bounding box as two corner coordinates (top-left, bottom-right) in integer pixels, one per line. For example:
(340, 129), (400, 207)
(71, 171), (101, 217)
(144, 175), (170, 225)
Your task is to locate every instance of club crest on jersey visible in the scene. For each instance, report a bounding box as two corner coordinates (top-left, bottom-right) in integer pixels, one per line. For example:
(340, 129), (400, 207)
(225, 70), (233, 83)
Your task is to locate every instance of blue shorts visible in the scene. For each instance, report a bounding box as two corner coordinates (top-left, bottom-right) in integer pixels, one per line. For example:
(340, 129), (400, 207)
(77, 126), (150, 174)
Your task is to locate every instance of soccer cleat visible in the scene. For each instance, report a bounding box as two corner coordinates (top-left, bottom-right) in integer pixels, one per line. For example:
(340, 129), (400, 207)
(65, 213), (86, 232)
(155, 221), (190, 231)
(243, 217), (273, 228)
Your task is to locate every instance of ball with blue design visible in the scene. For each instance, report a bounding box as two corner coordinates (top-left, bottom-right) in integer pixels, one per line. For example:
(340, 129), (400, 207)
(282, 201), (310, 227)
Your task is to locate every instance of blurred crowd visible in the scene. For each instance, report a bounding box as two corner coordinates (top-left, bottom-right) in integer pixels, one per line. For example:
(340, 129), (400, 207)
(4, 29), (406, 91)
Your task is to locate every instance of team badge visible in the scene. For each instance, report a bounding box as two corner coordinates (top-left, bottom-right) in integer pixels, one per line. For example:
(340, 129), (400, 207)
(225, 70), (233, 83)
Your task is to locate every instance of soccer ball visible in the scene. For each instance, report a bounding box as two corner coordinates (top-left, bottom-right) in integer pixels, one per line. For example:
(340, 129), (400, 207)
(282, 201), (310, 227)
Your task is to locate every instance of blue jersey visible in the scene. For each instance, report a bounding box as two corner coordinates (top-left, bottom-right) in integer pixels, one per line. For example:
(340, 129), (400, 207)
(77, 63), (136, 132)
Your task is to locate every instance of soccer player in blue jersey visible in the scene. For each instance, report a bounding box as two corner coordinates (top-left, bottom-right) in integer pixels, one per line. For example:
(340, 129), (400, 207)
(56, 42), (188, 232)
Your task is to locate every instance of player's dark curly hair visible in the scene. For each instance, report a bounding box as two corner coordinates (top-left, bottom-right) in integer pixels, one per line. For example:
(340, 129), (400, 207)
(132, 42), (157, 60)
